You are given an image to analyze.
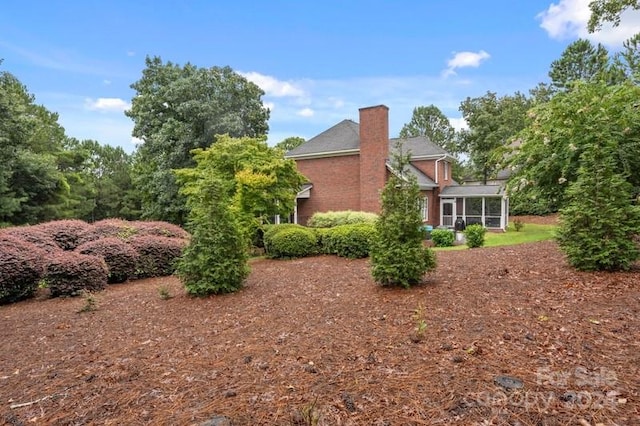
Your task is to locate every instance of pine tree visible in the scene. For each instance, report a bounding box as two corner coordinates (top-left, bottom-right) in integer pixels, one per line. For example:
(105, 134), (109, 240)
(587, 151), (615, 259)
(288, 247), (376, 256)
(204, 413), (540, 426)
(370, 142), (436, 287)
(557, 139), (640, 271)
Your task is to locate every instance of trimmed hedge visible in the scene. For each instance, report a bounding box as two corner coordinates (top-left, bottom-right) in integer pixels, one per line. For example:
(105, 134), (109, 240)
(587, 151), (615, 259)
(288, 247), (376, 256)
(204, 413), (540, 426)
(76, 237), (139, 283)
(136, 221), (190, 239)
(322, 223), (376, 259)
(0, 235), (47, 304)
(465, 224), (487, 248)
(128, 236), (187, 278)
(431, 228), (455, 247)
(78, 218), (139, 244)
(0, 226), (60, 254)
(46, 252), (108, 297)
(264, 225), (317, 259)
(307, 210), (378, 228)
(38, 220), (93, 250)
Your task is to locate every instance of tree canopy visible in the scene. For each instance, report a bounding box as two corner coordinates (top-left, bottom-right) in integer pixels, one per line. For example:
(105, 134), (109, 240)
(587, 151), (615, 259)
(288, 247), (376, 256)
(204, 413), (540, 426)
(588, 0), (640, 32)
(127, 56), (270, 224)
(457, 91), (532, 183)
(506, 80), (640, 214)
(399, 105), (456, 153)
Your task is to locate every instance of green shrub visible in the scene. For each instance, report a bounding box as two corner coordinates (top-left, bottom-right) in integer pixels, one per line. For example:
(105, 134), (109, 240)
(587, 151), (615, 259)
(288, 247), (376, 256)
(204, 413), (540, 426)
(370, 143), (437, 287)
(266, 226), (317, 259)
(0, 235), (47, 304)
(431, 228), (455, 247)
(46, 252), (108, 297)
(263, 224), (307, 253)
(128, 236), (187, 278)
(322, 223), (376, 258)
(465, 224), (487, 248)
(313, 227), (332, 254)
(136, 221), (190, 239)
(307, 210), (378, 228)
(76, 237), (139, 283)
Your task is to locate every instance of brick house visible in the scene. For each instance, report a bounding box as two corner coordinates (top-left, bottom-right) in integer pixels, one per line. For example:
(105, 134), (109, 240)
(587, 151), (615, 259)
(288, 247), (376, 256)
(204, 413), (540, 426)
(285, 105), (509, 230)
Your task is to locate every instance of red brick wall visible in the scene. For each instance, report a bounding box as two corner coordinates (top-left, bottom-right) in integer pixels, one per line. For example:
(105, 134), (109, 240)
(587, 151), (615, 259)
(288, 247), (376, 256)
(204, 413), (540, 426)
(359, 105), (389, 213)
(295, 155), (361, 225)
(412, 159), (452, 190)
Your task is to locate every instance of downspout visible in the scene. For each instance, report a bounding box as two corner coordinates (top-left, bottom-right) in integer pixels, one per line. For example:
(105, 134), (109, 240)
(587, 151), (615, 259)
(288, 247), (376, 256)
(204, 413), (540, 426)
(434, 155), (448, 184)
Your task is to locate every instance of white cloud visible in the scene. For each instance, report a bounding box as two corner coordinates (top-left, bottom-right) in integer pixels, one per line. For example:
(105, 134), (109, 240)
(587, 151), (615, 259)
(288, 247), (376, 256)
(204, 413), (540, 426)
(85, 97), (131, 112)
(297, 107), (314, 117)
(127, 51), (136, 57)
(449, 117), (469, 131)
(263, 101), (275, 111)
(443, 50), (491, 77)
(537, 0), (640, 47)
(240, 71), (307, 98)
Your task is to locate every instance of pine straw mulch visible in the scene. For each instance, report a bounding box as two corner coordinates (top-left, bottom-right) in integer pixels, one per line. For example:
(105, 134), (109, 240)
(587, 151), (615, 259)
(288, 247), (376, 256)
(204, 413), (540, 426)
(1, 232), (639, 425)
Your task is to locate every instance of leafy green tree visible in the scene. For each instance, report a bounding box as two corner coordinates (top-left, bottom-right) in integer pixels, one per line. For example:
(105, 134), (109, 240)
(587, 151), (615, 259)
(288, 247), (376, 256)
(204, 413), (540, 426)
(275, 136), (305, 153)
(126, 56), (270, 224)
(176, 135), (305, 234)
(399, 105), (456, 153)
(370, 142), (436, 288)
(612, 33), (640, 84)
(557, 138), (640, 271)
(175, 172), (249, 296)
(506, 81), (640, 214)
(548, 39), (616, 92)
(588, 0), (640, 32)
(457, 91), (532, 183)
(0, 69), (70, 225)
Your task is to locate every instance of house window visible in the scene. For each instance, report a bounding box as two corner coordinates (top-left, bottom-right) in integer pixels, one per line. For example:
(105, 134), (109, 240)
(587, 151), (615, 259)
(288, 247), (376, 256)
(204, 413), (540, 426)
(484, 197), (502, 228)
(465, 197), (483, 225)
(444, 161), (449, 181)
(421, 196), (429, 221)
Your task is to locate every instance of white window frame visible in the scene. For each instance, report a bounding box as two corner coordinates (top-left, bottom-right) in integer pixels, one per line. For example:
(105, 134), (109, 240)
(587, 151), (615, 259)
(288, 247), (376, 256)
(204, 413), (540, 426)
(444, 161), (449, 181)
(422, 196), (429, 221)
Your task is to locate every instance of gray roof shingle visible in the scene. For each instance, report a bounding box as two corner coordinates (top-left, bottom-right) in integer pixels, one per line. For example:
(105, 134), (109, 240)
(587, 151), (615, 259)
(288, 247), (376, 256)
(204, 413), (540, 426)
(285, 119), (452, 158)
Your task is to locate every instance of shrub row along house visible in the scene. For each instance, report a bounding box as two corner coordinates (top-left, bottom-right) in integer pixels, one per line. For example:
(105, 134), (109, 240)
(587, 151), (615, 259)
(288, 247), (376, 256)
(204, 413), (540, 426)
(285, 105), (509, 230)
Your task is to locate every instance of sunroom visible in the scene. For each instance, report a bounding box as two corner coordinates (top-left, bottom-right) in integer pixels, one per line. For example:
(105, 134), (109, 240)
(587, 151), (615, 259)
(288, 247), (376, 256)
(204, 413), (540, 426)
(438, 185), (509, 231)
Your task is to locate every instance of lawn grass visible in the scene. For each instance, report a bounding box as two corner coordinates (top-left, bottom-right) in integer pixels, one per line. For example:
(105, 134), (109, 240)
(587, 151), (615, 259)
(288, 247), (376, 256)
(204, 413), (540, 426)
(432, 222), (557, 251)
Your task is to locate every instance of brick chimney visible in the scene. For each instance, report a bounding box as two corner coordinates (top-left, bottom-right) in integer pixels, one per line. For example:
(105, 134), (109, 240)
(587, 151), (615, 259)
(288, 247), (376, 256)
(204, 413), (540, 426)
(359, 105), (389, 213)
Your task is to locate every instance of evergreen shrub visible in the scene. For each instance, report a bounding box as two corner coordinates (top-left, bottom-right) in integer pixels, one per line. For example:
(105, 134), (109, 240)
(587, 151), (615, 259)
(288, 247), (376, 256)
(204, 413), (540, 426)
(76, 237), (139, 283)
(307, 210), (378, 228)
(0, 235), (46, 304)
(465, 224), (487, 248)
(136, 221), (190, 239)
(46, 252), (108, 297)
(38, 220), (93, 250)
(1, 226), (60, 254)
(128, 236), (187, 278)
(78, 218), (139, 244)
(322, 223), (376, 258)
(431, 229), (455, 247)
(265, 226), (317, 259)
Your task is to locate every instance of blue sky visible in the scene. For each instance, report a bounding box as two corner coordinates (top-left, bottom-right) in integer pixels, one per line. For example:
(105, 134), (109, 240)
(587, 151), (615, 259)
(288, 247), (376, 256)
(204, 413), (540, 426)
(2, 0), (639, 153)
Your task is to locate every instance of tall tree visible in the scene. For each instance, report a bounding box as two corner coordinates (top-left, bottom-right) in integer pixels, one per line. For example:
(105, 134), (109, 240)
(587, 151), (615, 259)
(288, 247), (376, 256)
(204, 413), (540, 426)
(126, 56), (270, 224)
(588, 0), (640, 32)
(506, 80), (640, 214)
(399, 105), (456, 153)
(548, 39), (617, 92)
(275, 136), (305, 153)
(0, 69), (69, 225)
(457, 91), (532, 183)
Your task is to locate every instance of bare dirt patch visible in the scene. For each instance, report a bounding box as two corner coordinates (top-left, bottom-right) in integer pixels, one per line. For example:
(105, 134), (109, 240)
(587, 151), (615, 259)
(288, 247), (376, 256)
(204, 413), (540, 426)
(1, 240), (638, 425)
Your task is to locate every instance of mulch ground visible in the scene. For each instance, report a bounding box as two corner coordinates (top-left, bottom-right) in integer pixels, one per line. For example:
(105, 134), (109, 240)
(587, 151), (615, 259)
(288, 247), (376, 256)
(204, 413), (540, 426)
(1, 217), (639, 426)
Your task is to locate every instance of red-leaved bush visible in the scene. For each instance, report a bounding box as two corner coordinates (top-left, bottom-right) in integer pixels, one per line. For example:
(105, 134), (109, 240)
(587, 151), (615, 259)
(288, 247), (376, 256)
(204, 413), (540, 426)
(0, 226), (60, 254)
(0, 235), (47, 304)
(46, 252), (108, 297)
(128, 236), (188, 278)
(38, 220), (94, 250)
(76, 237), (139, 283)
(77, 218), (140, 245)
(136, 221), (190, 240)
